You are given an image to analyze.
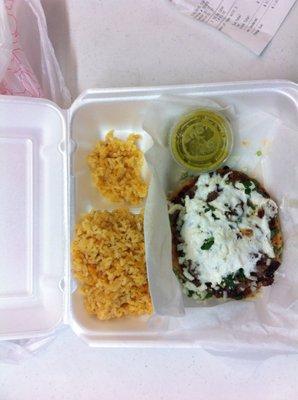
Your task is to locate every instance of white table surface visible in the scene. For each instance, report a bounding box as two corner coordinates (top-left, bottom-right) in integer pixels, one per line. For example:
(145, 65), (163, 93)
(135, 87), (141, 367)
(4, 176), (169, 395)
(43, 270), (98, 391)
(1, 1), (298, 399)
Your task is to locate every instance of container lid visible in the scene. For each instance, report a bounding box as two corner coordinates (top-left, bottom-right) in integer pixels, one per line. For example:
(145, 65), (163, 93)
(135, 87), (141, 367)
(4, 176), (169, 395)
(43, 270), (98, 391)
(0, 96), (68, 340)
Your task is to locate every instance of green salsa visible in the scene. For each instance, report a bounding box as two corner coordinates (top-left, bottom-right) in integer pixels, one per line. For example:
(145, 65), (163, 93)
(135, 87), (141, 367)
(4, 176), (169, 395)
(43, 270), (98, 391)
(170, 109), (233, 172)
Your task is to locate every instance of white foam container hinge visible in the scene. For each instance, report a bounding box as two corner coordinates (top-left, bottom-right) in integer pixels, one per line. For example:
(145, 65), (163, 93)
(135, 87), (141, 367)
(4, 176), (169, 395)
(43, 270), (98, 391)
(0, 79), (297, 347)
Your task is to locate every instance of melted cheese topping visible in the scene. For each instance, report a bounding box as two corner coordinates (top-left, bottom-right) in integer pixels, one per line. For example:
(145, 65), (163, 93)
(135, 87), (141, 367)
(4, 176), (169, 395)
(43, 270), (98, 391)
(170, 172), (278, 292)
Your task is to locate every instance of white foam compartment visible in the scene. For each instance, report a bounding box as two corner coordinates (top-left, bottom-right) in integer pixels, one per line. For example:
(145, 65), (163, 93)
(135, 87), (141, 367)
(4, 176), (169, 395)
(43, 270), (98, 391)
(69, 97), (156, 341)
(68, 82), (298, 346)
(0, 97), (67, 339)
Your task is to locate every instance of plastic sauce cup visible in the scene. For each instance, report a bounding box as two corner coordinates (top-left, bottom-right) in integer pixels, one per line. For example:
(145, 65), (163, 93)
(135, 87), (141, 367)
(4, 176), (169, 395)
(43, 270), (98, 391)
(170, 109), (233, 173)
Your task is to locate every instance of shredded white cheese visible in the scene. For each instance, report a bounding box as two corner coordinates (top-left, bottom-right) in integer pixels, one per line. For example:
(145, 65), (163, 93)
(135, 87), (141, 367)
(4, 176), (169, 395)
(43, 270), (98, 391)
(172, 172), (278, 291)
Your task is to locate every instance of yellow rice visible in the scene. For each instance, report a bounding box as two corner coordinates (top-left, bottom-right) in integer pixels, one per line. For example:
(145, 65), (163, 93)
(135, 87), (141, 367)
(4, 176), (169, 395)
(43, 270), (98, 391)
(87, 131), (148, 205)
(72, 209), (152, 320)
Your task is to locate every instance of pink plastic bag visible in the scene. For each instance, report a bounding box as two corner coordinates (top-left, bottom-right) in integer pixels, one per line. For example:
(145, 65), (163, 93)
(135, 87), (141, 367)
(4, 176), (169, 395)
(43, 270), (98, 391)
(0, 0), (70, 364)
(0, 0), (70, 107)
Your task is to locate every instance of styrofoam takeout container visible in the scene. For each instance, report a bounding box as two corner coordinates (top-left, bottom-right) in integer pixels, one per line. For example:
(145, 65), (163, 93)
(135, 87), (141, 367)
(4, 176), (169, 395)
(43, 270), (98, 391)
(0, 80), (297, 347)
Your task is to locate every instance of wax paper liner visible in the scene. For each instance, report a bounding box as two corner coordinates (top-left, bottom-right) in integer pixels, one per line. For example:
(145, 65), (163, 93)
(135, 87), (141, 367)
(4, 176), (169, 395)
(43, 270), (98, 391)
(143, 95), (298, 352)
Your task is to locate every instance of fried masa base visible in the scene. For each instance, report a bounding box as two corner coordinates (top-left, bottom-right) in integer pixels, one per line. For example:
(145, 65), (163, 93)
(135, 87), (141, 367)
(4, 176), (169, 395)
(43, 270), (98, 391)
(169, 167), (283, 300)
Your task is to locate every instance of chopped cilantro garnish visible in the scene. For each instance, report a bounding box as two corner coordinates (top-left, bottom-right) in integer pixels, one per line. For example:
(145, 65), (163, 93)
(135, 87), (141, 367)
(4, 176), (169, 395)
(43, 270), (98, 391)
(243, 180), (252, 195)
(204, 204), (216, 212)
(247, 199), (256, 210)
(237, 268), (246, 281)
(222, 274), (236, 289)
(222, 269), (246, 289)
(201, 237), (214, 250)
(212, 213), (220, 220)
(204, 292), (213, 300)
(256, 150), (262, 157)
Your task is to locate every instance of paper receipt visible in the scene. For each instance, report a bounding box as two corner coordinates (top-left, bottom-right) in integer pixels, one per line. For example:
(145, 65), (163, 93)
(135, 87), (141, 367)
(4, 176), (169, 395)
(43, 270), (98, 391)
(171, 0), (297, 55)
